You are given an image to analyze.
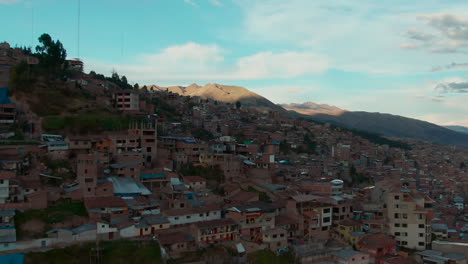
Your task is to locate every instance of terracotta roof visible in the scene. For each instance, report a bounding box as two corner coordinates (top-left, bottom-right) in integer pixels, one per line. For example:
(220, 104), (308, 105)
(183, 176), (206, 183)
(275, 214), (300, 226)
(228, 191), (258, 202)
(157, 231), (194, 245)
(163, 204), (220, 217)
(84, 196), (127, 209)
(0, 170), (14, 180)
(194, 218), (236, 229)
(358, 234), (397, 248)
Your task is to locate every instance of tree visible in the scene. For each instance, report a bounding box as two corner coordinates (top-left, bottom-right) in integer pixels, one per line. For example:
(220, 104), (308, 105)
(121, 75), (128, 86)
(235, 101), (241, 109)
(10, 61), (34, 93)
(133, 83), (139, 90)
(35, 33), (67, 72)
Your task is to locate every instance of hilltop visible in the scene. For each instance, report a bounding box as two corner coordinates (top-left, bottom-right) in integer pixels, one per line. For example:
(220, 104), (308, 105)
(148, 83), (285, 112)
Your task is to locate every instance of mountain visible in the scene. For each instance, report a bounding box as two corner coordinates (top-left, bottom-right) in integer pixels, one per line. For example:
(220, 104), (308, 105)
(283, 102), (468, 148)
(148, 83), (468, 148)
(152, 83), (285, 112)
(281, 102), (345, 115)
(445, 125), (468, 134)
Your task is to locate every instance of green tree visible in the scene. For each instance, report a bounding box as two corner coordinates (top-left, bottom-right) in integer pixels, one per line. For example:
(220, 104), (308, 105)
(236, 101), (241, 109)
(10, 61), (34, 93)
(121, 75), (128, 86)
(35, 33), (67, 73)
(133, 83), (139, 90)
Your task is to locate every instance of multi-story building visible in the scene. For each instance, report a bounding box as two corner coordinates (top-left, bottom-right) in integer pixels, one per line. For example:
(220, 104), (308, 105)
(191, 218), (239, 245)
(0, 170), (13, 204)
(226, 202), (278, 240)
(287, 195), (333, 238)
(76, 153), (100, 198)
(386, 187), (434, 250)
(0, 87), (15, 125)
(112, 90), (140, 111)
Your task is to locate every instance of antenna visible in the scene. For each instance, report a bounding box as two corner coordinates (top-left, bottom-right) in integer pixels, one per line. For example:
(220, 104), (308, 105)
(77, 0), (81, 59)
(31, 8), (34, 47)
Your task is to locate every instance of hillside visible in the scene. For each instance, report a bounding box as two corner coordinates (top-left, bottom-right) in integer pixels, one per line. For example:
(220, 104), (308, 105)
(149, 83), (285, 112)
(445, 125), (468, 134)
(283, 103), (468, 148)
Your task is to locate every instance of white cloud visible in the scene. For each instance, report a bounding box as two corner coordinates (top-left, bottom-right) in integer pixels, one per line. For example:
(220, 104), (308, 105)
(235, 51), (328, 79)
(235, 0), (468, 74)
(85, 42), (328, 83)
(0, 0), (20, 4)
(183, 0), (198, 7)
(209, 0), (222, 6)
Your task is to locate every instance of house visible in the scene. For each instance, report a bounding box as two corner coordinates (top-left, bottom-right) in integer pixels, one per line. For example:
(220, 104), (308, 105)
(191, 218), (239, 245)
(0, 209), (16, 251)
(226, 202), (277, 241)
(357, 234), (397, 264)
(163, 205), (222, 226)
(417, 250), (466, 264)
(331, 249), (370, 264)
(336, 219), (362, 245)
(112, 90), (140, 112)
(84, 196), (128, 221)
(157, 230), (196, 258)
(261, 228), (288, 252)
(139, 172), (169, 191)
(0, 87), (15, 124)
(183, 176), (206, 191)
(0, 171), (14, 204)
(134, 214), (170, 237)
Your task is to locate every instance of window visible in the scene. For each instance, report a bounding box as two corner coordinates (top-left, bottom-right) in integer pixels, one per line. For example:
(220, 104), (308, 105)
(419, 233), (424, 237)
(394, 195), (400, 200)
(324, 208), (331, 213)
(323, 217), (331, 223)
(394, 223), (400, 227)
(402, 214), (408, 219)
(84, 169), (88, 174)
(175, 217), (179, 220)
(273, 235), (277, 238)
(419, 224), (425, 228)
(159, 225), (163, 228)
(0, 180), (4, 184)
(101, 225), (105, 228)
(186, 215), (191, 219)
(394, 213), (400, 219)
(402, 224), (408, 228)
(395, 232), (401, 236)
(418, 242), (425, 246)
(401, 241), (408, 245)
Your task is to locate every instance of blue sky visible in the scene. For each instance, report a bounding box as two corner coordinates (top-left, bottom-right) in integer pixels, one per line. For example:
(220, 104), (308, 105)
(2, 0), (468, 126)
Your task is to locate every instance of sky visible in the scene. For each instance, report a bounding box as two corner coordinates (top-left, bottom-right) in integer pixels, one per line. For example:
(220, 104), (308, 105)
(1, 0), (468, 126)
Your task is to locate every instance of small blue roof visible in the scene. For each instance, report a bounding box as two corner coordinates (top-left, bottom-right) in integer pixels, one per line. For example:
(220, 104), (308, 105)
(0, 254), (25, 264)
(140, 173), (165, 179)
(0, 87), (13, 104)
